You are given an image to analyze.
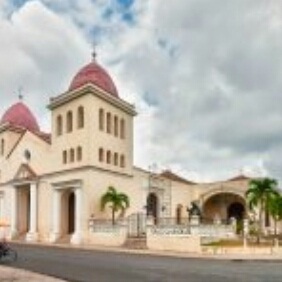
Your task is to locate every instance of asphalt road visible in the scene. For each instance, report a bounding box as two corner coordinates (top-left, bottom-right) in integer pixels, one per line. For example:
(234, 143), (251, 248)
(2, 244), (282, 282)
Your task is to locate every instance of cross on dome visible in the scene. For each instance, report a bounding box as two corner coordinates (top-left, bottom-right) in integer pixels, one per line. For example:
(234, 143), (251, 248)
(18, 86), (24, 101)
(92, 43), (97, 61)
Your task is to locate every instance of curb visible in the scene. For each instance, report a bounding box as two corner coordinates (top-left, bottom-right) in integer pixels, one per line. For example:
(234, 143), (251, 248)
(10, 240), (282, 262)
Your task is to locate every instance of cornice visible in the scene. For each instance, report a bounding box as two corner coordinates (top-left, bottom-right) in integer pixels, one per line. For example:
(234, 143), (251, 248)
(48, 83), (137, 116)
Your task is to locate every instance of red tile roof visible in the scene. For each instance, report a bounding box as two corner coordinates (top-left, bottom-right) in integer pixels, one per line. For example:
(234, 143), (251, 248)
(69, 61), (119, 97)
(1, 102), (40, 132)
(159, 170), (196, 185)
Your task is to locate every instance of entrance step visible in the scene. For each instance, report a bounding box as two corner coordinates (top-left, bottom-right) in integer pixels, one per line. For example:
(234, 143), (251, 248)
(123, 237), (147, 250)
(55, 235), (71, 244)
(12, 233), (26, 242)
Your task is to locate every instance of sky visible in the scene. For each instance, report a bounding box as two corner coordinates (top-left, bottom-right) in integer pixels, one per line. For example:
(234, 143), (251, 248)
(0, 0), (282, 184)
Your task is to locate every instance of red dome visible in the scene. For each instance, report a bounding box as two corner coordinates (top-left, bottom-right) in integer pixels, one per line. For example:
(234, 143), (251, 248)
(69, 61), (119, 97)
(1, 102), (40, 132)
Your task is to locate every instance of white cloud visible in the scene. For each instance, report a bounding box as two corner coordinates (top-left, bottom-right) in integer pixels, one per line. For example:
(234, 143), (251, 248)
(1, 0), (282, 185)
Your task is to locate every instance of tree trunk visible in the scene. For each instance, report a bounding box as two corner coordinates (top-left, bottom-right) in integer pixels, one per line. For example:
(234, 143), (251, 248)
(258, 202), (263, 244)
(112, 208), (115, 225)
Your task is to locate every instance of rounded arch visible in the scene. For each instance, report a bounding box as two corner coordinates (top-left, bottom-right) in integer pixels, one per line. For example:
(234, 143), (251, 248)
(99, 148), (104, 162)
(66, 111), (73, 133)
(70, 148), (75, 163)
(77, 146), (82, 161)
(56, 115), (63, 136)
(202, 192), (246, 223)
(99, 108), (104, 131)
(176, 204), (183, 225)
(200, 187), (245, 206)
(77, 106), (84, 129)
(106, 112), (111, 133)
(106, 150), (111, 164)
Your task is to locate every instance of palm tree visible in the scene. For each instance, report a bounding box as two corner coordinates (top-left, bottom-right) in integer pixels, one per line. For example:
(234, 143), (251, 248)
(268, 193), (282, 236)
(246, 177), (279, 242)
(100, 186), (130, 225)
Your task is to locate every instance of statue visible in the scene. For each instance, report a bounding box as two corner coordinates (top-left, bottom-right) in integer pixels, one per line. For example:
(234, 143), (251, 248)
(187, 201), (201, 218)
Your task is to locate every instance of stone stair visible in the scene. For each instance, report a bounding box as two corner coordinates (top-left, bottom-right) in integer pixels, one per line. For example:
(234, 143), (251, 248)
(55, 235), (71, 244)
(123, 236), (147, 250)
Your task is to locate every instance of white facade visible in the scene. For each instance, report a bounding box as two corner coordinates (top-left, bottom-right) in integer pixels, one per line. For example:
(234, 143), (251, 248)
(0, 57), (252, 244)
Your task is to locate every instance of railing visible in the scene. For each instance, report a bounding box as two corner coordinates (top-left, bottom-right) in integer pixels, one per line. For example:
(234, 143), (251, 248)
(88, 216), (236, 237)
(88, 219), (126, 233)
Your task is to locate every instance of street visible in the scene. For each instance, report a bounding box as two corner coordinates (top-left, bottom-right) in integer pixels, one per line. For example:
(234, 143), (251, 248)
(2, 244), (282, 282)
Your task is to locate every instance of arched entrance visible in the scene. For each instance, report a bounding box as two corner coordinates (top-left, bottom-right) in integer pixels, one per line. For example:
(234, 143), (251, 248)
(227, 202), (245, 220)
(68, 192), (75, 234)
(176, 204), (183, 225)
(147, 193), (158, 223)
(202, 192), (245, 223)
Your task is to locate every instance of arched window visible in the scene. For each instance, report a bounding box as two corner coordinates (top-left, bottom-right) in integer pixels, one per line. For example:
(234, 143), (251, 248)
(70, 148), (75, 162)
(114, 152), (118, 166)
(0, 139), (4, 156)
(120, 154), (125, 168)
(77, 146), (82, 161)
(99, 148), (104, 162)
(120, 119), (125, 139)
(56, 115), (63, 136)
(63, 150), (67, 164)
(106, 150), (111, 164)
(77, 106), (84, 129)
(106, 112), (111, 134)
(99, 108), (104, 131)
(114, 116), (118, 137)
(66, 111), (73, 133)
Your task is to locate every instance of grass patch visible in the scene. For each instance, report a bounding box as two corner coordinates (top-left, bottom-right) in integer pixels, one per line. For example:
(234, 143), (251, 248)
(203, 238), (281, 247)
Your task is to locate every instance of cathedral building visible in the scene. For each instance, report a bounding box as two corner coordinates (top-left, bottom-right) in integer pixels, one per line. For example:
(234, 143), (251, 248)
(0, 53), (250, 244)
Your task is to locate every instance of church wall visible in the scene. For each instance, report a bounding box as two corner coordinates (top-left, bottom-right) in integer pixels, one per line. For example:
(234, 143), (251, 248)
(0, 131), (51, 183)
(86, 93), (134, 176)
(0, 130), (22, 162)
(49, 93), (93, 172)
(170, 182), (196, 219)
(35, 166), (145, 242)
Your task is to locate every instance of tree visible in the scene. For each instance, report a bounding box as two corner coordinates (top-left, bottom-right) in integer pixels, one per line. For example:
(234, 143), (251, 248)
(100, 186), (130, 225)
(268, 193), (282, 236)
(246, 177), (279, 242)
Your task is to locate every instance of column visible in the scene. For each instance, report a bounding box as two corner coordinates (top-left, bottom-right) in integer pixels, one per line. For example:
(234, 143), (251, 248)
(26, 183), (38, 242)
(71, 188), (82, 244)
(10, 187), (18, 239)
(49, 189), (61, 243)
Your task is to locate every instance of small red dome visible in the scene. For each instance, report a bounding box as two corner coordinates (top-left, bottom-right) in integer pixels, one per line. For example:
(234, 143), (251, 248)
(69, 61), (119, 97)
(1, 102), (40, 132)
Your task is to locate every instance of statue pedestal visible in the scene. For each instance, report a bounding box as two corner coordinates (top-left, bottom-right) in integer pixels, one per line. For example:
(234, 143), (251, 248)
(190, 215), (200, 225)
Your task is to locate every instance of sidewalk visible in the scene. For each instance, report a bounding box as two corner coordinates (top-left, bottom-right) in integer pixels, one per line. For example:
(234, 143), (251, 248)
(0, 265), (66, 281)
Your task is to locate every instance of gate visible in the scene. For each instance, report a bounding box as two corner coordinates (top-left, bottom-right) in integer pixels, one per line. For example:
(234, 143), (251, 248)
(127, 213), (147, 237)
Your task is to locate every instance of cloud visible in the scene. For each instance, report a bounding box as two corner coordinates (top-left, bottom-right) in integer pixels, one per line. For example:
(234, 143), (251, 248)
(1, 0), (282, 185)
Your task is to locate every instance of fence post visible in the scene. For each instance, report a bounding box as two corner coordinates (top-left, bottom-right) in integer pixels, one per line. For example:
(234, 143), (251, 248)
(243, 218), (249, 248)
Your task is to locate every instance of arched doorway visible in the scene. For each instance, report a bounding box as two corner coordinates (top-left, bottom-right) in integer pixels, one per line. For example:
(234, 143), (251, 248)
(147, 193), (158, 223)
(18, 186), (30, 234)
(68, 192), (75, 234)
(176, 205), (183, 225)
(227, 202), (245, 220)
(202, 192), (246, 223)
